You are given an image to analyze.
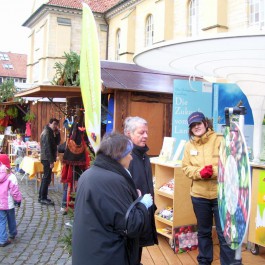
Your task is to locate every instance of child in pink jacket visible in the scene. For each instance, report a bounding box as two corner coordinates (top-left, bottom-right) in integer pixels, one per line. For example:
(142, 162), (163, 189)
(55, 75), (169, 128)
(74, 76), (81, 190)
(0, 154), (22, 247)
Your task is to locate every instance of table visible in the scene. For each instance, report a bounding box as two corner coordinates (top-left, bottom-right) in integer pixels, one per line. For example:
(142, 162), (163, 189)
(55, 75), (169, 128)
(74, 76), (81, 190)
(19, 156), (62, 191)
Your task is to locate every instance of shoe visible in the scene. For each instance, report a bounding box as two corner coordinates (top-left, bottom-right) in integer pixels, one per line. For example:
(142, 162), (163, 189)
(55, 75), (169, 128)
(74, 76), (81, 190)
(0, 240), (11, 247)
(60, 207), (67, 215)
(38, 198), (52, 203)
(65, 221), (73, 229)
(40, 199), (55, 206)
(9, 235), (16, 240)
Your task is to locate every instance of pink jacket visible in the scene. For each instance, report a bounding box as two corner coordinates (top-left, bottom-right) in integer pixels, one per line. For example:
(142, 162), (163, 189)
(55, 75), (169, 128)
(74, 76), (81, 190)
(0, 171), (22, 210)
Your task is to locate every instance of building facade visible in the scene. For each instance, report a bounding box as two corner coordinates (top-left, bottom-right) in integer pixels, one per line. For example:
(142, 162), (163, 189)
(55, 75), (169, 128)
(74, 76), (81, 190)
(23, 0), (265, 84)
(0, 52), (27, 84)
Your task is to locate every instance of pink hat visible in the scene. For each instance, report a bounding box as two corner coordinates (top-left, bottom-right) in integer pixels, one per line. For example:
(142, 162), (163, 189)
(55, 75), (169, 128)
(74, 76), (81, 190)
(0, 154), (11, 169)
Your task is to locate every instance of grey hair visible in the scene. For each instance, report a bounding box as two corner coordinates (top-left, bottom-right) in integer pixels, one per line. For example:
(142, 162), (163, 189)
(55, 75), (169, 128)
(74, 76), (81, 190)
(124, 116), (148, 134)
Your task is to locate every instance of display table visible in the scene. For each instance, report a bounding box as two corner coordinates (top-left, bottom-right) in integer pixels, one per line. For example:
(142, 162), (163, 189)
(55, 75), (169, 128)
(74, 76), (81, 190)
(19, 156), (62, 191)
(248, 163), (265, 253)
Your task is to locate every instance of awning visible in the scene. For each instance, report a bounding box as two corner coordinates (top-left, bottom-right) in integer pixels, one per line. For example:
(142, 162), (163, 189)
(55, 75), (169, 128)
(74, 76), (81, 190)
(15, 85), (81, 98)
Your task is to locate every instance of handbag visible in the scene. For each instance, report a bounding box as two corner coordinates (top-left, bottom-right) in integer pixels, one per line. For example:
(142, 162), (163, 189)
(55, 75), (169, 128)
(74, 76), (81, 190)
(57, 141), (66, 153)
(63, 136), (87, 166)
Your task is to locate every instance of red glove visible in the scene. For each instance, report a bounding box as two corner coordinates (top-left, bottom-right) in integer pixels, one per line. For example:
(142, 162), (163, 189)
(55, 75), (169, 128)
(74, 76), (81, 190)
(200, 165), (213, 179)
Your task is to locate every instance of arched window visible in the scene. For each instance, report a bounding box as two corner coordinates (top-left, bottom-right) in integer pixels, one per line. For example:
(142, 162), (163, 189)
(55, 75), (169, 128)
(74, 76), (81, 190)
(145, 15), (154, 47)
(188, 0), (199, 36)
(249, 0), (265, 28)
(115, 29), (121, 61)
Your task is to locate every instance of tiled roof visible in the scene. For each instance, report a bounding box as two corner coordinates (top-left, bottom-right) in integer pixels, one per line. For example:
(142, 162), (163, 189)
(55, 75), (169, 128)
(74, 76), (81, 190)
(47, 0), (121, 13)
(0, 52), (27, 79)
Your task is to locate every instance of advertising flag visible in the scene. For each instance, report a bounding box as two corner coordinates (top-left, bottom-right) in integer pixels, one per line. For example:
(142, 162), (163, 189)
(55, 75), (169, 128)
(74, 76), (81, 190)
(80, 3), (101, 152)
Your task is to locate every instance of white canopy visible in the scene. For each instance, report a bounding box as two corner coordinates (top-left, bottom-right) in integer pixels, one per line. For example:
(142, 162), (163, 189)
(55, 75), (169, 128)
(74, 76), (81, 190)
(134, 32), (265, 161)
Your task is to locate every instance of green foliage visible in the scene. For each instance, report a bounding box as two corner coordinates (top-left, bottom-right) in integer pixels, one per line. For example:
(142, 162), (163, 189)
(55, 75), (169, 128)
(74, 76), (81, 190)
(60, 228), (72, 255)
(23, 111), (35, 122)
(6, 106), (18, 118)
(52, 51), (80, 86)
(0, 109), (6, 119)
(0, 79), (18, 102)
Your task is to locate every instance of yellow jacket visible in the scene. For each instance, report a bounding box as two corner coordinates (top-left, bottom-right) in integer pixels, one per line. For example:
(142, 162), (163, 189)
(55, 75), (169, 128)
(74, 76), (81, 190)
(182, 129), (222, 199)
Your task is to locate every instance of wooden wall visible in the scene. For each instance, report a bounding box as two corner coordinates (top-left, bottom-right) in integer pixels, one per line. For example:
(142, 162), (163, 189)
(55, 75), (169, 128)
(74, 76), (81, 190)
(30, 101), (66, 143)
(113, 90), (172, 156)
(28, 91), (172, 157)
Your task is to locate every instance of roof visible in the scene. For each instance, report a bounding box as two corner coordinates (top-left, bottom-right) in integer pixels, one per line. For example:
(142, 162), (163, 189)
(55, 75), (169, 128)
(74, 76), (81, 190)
(101, 60), (189, 94)
(15, 61), (190, 98)
(15, 85), (80, 98)
(0, 52), (27, 79)
(46, 0), (121, 13)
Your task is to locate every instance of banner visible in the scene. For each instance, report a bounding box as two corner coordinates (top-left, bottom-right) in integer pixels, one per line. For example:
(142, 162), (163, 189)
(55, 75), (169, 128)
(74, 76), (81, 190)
(80, 3), (101, 152)
(172, 79), (212, 159)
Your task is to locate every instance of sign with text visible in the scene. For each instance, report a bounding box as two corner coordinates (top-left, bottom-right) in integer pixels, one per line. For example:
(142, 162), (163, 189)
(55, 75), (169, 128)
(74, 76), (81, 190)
(172, 79), (213, 157)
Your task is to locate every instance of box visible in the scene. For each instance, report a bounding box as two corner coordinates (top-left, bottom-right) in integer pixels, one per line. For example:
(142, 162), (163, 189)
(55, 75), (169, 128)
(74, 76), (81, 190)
(173, 225), (198, 254)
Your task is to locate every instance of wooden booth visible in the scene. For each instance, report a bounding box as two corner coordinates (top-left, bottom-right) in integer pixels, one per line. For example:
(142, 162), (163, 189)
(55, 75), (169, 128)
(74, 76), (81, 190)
(15, 61), (190, 156)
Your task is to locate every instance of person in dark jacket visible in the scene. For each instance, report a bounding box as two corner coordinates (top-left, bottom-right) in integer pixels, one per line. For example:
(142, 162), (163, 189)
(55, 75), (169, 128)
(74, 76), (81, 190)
(72, 132), (153, 265)
(124, 116), (158, 265)
(39, 118), (61, 205)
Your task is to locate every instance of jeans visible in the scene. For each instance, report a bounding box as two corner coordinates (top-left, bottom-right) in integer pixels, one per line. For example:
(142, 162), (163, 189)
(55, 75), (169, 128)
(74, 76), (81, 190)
(62, 183), (68, 208)
(191, 197), (241, 265)
(39, 160), (52, 200)
(0, 208), (17, 243)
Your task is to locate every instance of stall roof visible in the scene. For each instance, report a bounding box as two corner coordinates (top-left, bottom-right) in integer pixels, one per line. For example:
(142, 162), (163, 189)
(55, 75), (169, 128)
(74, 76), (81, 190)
(15, 61), (189, 98)
(15, 85), (80, 98)
(101, 60), (189, 93)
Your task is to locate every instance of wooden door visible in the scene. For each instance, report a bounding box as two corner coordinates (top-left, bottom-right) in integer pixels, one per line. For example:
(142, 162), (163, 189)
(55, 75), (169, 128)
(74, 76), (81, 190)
(130, 101), (164, 156)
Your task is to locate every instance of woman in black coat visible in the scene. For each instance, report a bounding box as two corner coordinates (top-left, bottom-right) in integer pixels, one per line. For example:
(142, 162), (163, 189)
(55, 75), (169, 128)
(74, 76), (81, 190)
(72, 132), (153, 265)
(124, 116), (158, 264)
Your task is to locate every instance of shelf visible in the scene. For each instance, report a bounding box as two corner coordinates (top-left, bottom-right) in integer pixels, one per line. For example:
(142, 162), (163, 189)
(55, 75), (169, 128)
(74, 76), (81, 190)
(155, 189), (173, 199)
(153, 161), (197, 240)
(155, 215), (173, 226)
(157, 229), (172, 239)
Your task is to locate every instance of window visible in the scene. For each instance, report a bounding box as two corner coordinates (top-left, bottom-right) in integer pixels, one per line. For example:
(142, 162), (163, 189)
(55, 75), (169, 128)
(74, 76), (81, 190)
(0, 53), (9, 61)
(115, 29), (121, 61)
(2, 64), (13, 69)
(57, 17), (71, 26)
(0, 77), (2, 84)
(249, 0), (265, 28)
(145, 15), (154, 47)
(188, 0), (199, 36)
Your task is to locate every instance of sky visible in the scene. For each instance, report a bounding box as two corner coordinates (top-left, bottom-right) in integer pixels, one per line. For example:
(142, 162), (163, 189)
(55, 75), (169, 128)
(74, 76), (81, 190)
(0, 0), (34, 54)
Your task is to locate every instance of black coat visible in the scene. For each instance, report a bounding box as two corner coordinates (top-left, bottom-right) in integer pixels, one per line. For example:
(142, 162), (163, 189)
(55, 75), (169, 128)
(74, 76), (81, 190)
(40, 125), (60, 163)
(128, 145), (158, 247)
(72, 153), (149, 265)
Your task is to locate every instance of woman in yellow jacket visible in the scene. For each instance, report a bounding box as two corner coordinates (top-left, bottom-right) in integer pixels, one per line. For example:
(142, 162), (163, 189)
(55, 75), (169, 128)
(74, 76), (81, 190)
(182, 111), (241, 265)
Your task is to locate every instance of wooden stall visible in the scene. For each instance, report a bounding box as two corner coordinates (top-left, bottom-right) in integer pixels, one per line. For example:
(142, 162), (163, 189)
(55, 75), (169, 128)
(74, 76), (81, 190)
(15, 61), (191, 156)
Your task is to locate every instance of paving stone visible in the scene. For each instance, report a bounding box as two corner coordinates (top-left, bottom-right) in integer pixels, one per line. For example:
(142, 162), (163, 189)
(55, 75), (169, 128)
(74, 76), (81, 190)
(0, 178), (72, 264)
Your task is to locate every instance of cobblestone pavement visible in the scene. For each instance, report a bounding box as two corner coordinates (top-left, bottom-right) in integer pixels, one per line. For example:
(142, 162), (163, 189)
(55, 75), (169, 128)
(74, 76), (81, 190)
(0, 175), (72, 265)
